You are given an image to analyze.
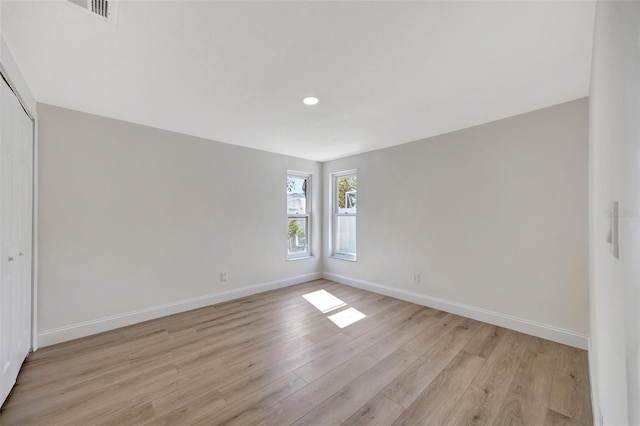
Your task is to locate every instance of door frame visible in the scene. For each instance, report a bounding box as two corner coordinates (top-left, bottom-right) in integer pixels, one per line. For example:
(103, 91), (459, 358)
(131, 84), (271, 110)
(0, 62), (38, 352)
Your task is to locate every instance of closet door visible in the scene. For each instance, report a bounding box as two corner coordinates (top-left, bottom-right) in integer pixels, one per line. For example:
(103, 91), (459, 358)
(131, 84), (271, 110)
(0, 76), (33, 406)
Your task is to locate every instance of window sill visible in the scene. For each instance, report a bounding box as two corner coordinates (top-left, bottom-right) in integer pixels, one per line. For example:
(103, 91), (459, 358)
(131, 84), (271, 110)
(287, 255), (314, 261)
(329, 255), (357, 262)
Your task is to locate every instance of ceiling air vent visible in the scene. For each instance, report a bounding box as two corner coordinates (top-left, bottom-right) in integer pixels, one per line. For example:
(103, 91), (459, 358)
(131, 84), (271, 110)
(68, 0), (116, 23)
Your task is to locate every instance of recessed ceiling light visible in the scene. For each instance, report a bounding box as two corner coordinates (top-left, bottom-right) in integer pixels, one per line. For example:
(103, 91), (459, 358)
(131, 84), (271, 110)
(303, 96), (319, 106)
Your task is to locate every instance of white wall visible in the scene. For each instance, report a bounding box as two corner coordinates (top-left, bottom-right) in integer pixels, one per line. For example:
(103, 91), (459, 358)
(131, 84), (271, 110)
(589, 2), (640, 425)
(37, 103), (321, 345)
(323, 99), (589, 347)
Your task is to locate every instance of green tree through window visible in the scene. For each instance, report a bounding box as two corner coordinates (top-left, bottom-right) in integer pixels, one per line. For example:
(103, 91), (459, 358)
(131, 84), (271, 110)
(337, 176), (357, 209)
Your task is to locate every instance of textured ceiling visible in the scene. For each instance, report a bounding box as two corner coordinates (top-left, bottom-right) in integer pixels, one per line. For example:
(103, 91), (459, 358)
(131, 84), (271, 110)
(1, 1), (595, 161)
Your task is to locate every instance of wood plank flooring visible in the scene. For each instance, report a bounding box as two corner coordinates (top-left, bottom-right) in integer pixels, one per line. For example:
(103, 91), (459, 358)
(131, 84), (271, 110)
(0, 280), (592, 425)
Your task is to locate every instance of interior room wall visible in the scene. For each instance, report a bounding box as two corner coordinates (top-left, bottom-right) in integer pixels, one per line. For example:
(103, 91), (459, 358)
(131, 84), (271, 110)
(37, 103), (321, 346)
(589, 1), (640, 425)
(323, 98), (589, 347)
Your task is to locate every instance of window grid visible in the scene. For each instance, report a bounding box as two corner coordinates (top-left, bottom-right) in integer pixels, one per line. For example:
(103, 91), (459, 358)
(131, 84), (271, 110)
(287, 171), (311, 259)
(332, 170), (357, 261)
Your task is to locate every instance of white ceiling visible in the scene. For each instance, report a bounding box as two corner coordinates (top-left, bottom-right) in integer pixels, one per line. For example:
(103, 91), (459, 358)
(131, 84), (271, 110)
(1, 1), (595, 162)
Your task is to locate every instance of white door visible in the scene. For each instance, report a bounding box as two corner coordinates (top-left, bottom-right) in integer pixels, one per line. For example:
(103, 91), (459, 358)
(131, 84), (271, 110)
(0, 76), (33, 406)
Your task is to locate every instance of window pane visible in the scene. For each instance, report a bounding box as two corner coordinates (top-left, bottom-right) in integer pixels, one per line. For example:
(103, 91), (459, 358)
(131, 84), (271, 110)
(288, 218), (308, 254)
(336, 175), (357, 214)
(287, 175), (307, 215)
(335, 215), (356, 256)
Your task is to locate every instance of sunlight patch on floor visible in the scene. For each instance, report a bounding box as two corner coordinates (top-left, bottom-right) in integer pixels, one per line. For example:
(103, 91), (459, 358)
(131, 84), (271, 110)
(327, 307), (367, 328)
(302, 289), (347, 314)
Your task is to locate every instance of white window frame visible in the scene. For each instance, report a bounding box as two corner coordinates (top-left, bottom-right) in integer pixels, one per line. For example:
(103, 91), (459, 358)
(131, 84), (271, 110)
(287, 171), (312, 260)
(331, 169), (357, 261)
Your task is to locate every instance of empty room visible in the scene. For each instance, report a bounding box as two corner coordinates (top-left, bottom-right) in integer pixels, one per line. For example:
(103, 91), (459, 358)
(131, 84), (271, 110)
(0, 0), (638, 425)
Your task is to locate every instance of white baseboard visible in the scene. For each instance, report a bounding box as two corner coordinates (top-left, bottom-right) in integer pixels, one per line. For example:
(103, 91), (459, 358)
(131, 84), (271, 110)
(37, 272), (322, 348)
(323, 272), (588, 350)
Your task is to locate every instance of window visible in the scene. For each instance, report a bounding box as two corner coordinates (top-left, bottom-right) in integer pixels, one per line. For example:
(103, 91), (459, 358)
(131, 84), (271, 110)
(287, 171), (311, 259)
(332, 170), (357, 260)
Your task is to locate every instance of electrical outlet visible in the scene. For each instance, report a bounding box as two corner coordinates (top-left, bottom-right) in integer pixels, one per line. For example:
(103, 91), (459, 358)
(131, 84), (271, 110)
(413, 273), (420, 284)
(220, 272), (228, 282)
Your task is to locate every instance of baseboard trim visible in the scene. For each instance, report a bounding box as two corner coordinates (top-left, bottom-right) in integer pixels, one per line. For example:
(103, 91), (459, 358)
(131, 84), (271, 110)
(323, 272), (588, 349)
(37, 272), (322, 348)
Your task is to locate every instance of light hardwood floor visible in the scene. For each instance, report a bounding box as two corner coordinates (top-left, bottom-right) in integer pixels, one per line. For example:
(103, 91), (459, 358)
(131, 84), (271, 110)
(0, 280), (592, 425)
